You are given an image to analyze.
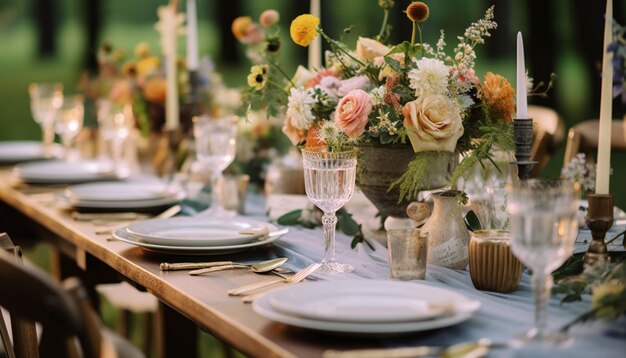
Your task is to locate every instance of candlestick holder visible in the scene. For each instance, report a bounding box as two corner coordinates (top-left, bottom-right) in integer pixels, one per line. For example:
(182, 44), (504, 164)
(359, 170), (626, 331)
(512, 118), (537, 180)
(583, 193), (613, 268)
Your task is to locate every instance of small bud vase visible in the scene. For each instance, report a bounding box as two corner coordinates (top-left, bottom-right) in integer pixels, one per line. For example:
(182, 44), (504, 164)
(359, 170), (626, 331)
(421, 192), (470, 269)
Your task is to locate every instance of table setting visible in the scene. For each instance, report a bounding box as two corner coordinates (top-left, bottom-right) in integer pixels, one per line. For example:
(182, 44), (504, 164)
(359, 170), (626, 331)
(1, 0), (626, 357)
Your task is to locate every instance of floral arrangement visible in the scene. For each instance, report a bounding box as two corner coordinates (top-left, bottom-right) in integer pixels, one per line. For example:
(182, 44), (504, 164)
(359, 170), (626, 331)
(561, 153), (597, 193)
(234, 1), (515, 202)
(609, 19), (626, 103)
(79, 42), (240, 136)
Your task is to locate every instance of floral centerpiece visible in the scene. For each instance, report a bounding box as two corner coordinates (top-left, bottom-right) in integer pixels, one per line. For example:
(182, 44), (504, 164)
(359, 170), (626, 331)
(234, 1), (515, 216)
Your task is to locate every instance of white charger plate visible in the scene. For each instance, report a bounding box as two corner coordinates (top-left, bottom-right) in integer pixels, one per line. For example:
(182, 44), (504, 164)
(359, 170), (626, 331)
(253, 280), (480, 335)
(0, 141), (62, 164)
(66, 182), (182, 202)
(126, 217), (277, 246)
(112, 227), (287, 255)
(14, 160), (120, 184)
(267, 280), (479, 323)
(66, 191), (186, 210)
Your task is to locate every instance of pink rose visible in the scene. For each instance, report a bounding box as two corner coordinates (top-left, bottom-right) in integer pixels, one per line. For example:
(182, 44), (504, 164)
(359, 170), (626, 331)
(337, 75), (370, 97)
(243, 23), (264, 45)
(259, 10), (280, 28)
(334, 89), (372, 138)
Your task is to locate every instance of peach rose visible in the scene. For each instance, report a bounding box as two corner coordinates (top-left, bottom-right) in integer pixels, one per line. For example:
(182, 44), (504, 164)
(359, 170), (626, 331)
(143, 77), (167, 103)
(282, 116), (306, 145)
(402, 94), (464, 152)
(109, 79), (134, 104)
(259, 9), (280, 28)
(355, 37), (390, 61)
(334, 89), (372, 138)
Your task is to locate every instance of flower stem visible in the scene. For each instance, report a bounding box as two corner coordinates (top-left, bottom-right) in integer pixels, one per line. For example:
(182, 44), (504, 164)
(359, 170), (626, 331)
(265, 55), (295, 87)
(377, 10), (389, 41)
(418, 24), (424, 56)
(318, 27), (366, 68)
(411, 21), (416, 45)
(267, 80), (290, 96)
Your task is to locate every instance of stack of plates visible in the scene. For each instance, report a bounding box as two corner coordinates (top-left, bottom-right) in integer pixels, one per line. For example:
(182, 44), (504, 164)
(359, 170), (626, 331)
(64, 182), (186, 210)
(0, 141), (62, 164)
(253, 280), (481, 335)
(13, 160), (120, 184)
(113, 217), (288, 255)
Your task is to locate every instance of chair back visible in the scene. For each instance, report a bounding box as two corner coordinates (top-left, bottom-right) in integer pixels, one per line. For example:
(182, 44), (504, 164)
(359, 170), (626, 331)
(528, 105), (566, 177)
(0, 238), (101, 358)
(563, 119), (626, 165)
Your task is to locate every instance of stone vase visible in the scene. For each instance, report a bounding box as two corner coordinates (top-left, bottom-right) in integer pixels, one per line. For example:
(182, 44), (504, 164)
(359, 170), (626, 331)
(421, 192), (470, 269)
(357, 145), (453, 218)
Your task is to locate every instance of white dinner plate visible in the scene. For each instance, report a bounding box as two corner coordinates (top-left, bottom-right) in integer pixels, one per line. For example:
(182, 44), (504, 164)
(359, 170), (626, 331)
(13, 160), (121, 184)
(65, 191), (186, 210)
(0, 141), (62, 164)
(253, 280), (480, 335)
(112, 226), (287, 255)
(267, 280), (480, 323)
(66, 182), (182, 202)
(126, 217), (277, 246)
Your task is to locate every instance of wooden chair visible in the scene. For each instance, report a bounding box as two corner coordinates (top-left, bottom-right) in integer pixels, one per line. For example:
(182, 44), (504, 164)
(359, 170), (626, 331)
(563, 119), (626, 165)
(0, 233), (144, 358)
(528, 105), (566, 177)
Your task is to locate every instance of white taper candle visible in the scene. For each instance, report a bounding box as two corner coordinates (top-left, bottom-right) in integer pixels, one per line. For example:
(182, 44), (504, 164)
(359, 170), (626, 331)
(595, 0), (613, 194)
(516, 32), (528, 119)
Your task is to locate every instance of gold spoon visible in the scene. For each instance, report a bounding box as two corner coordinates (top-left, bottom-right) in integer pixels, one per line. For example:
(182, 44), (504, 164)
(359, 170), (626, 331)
(187, 258), (289, 276)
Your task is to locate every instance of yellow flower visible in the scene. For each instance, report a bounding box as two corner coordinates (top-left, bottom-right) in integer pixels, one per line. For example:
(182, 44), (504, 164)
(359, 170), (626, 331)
(406, 2), (429, 23)
(232, 16), (253, 42)
(134, 42), (150, 59)
(479, 72), (515, 122)
(247, 65), (269, 90)
(290, 14), (320, 47)
(136, 56), (161, 79)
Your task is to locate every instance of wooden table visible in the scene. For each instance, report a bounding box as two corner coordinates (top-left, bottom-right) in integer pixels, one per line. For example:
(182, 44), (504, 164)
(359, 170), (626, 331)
(0, 171), (373, 358)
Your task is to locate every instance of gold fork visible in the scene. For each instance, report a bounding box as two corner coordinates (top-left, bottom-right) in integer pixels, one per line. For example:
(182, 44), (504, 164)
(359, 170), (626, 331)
(227, 262), (321, 296)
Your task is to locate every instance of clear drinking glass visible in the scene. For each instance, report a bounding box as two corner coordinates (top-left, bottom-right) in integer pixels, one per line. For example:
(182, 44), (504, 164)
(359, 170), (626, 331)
(193, 115), (238, 217)
(55, 94), (84, 161)
(97, 99), (134, 176)
(507, 179), (579, 346)
(302, 149), (357, 274)
(28, 83), (63, 157)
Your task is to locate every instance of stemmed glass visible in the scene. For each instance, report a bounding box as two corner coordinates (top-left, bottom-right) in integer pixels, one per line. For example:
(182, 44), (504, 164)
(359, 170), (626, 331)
(193, 115), (238, 217)
(55, 94), (84, 161)
(507, 179), (579, 346)
(97, 99), (134, 177)
(28, 83), (63, 157)
(302, 149), (357, 274)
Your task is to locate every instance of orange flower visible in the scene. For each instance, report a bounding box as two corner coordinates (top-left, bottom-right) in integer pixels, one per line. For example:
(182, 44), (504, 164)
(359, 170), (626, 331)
(479, 72), (515, 122)
(304, 122), (326, 149)
(143, 77), (167, 103)
(232, 16), (253, 42)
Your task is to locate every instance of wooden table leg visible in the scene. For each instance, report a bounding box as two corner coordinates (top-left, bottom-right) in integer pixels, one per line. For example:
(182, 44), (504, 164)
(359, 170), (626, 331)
(156, 302), (198, 358)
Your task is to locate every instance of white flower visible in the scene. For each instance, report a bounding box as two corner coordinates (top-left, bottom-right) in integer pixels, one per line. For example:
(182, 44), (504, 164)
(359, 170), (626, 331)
(408, 58), (449, 97)
(457, 94), (474, 111)
(287, 87), (316, 130)
(369, 85), (386, 106)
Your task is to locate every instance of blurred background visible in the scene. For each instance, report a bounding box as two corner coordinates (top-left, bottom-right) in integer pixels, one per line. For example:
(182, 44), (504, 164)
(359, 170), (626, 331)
(0, 0), (624, 355)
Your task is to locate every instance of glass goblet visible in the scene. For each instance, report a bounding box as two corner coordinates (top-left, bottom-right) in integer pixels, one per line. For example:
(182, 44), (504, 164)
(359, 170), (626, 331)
(97, 99), (134, 177)
(507, 179), (579, 346)
(28, 83), (63, 157)
(302, 149), (357, 274)
(55, 94), (84, 161)
(193, 115), (238, 217)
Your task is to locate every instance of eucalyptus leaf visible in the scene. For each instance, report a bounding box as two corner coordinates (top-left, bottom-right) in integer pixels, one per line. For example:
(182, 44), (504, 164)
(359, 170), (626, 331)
(277, 209), (303, 226)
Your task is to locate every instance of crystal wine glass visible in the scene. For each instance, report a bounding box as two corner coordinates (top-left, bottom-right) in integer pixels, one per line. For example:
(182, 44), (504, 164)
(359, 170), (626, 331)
(28, 83), (63, 157)
(55, 94), (84, 161)
(193, 115), (238, 217)
(302, 149), (357, 274)
(507, 179), (579, 346)
(97, 99), (135, 177)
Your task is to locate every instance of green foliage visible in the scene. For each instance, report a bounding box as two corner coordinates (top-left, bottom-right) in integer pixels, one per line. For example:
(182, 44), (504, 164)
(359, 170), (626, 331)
(464, 210), (481, 231)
